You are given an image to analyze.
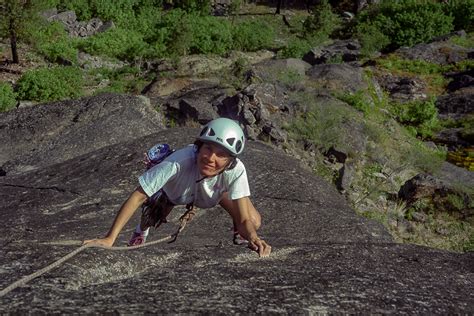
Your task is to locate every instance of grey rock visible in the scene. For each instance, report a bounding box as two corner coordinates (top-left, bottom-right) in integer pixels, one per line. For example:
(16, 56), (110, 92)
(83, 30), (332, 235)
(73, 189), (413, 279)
(398, 173), (473, 221)
(436, 92), (474, 121)
(306, 64), (368, 94)
(179, 98), (219, 124)
(412, 211), (428, 223)
(242, 108), (256, 125)
(164, 83), (227, 124)
(77, 52), (126, 70)
(396, 41), (473, 65)
(446, 69), (474, 92)
(97, 21), (115, 33)
(433, 128), (471, 148)
(0, 104), (473, 313)
(377, 74), (427, 102)
(303, 40), (362, 65)
(336, 160), (355, 192)
(251, 58), (310, 85)
(0, 94), (164, 175)
(261, 122), (287, 143)
(47, 10), (77, 25)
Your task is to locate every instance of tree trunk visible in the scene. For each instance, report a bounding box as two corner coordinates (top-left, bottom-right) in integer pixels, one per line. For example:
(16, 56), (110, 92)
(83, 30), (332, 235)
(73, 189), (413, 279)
(276, 0), (282, 14)
(9, 19), (19, 64)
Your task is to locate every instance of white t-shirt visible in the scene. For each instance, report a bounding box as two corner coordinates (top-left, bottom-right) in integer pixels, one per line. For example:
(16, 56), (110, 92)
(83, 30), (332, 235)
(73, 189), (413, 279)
(138, 145), (250, 208)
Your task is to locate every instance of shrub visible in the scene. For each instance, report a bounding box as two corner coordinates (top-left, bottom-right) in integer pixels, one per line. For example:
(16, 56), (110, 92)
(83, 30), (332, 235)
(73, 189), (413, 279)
(17, 66), (84, 102)
(0, 83), (17, 112)
(25, 21), (78, 63)
(356, 1), (454, 50)
(391, 98), (440, 138)
(443, 0), (474, 32)
(285, 93), (346, 152)
(189, 15), (233, 55)
(57, 0), (93, 20)
(303, 0), (341, 40)
(174, 0), (210, 15)
(356, 22), (390, 56)
(77, 27), (148, 61)
(277, 37), (312, 59)
(232, 20), (275, 52)
(338, 90), (371, 114)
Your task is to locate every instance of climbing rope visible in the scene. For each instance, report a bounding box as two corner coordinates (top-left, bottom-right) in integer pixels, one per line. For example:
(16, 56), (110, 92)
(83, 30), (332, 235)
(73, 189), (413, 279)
(0, 210), (195, 298)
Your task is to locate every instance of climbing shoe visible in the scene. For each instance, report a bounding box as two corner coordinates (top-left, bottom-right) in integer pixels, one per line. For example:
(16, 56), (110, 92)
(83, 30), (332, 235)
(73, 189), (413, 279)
(128, 231), (147, 246)
(233, 231), (248, 246)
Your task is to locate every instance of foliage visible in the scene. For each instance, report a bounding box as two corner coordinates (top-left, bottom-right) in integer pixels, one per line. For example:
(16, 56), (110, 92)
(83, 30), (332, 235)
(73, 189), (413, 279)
(285, 93), (347, 153)
(26, 21), (78, 63)
(303, 0), (341, 41)
(0, 82), (17, 112)
(87, 66), (149, 94)
(174, 0), (210, 15)
(449, 33), (474, 49)
(189, 15), (233, 54)
(391, 98), (440, 139)
(277, 37), (312, 59)
(77, 27), (148, 61)
(232, 20), (275, 52)
(337, 90), (371, 115)
(0, 0), (57, 62)
(356, 1), (454, 50)
(443, 0), (474, 32)
(356, 22), (390, 56)
(16, 66), (84, 102)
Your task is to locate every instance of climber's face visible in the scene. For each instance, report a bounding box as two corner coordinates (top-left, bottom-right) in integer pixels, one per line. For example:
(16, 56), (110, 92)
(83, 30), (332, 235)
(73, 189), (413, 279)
(197, 142), (232, 177)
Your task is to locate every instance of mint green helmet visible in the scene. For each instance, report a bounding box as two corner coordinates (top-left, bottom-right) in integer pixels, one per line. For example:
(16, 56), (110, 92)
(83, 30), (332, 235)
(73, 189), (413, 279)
(197, 118), (245, 156)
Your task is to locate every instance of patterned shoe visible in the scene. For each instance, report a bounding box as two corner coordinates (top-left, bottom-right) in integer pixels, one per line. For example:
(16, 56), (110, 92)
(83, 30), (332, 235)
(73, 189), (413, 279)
(128, 231), (147, 246)
(233, 231), (248, 246)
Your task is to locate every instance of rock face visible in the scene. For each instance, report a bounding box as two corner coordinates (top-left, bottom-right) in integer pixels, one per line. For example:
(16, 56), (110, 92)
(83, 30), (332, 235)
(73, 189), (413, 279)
(306, 64), (368, 94)
(395, 39), (473, 65)
(0, 93), (164, 175)
(303, 40), (362, 65)
(398, 173), (473, 223)
(0, 95), (473, 313)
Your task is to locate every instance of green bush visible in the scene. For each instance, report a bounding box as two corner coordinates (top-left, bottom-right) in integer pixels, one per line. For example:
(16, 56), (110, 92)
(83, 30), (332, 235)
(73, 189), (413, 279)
(232, 20), (275, 52)
(338, 90), (371, 115)
(0, 83), (17, 112)
(277, 37), (312, 58)
(17, 66), (84, 102)
(57, 0), (93, 20)
(356, 22), (390, 56)
(25, 21), (78, 63)
(189, 15), (233, 54)
(303, 0), (341, 40)
(391, 98), (440, 138)
(356, 1), (454, 50)
(443, 0), (474, 32)
(174, 0), (210, 15)
(77, 27), (148, 61)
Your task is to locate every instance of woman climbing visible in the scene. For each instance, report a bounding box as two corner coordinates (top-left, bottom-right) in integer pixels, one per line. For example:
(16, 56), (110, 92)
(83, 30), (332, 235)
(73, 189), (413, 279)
(84, 118), (271, 257)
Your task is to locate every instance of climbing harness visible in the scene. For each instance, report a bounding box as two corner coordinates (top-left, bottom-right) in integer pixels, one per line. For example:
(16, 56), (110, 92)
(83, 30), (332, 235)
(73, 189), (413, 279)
(0, 210), (194, 298)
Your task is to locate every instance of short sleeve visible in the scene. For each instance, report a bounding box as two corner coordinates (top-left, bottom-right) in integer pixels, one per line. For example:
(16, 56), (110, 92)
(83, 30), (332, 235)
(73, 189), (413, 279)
(138, 161), (177, 197)
(227, 160), (251, 200)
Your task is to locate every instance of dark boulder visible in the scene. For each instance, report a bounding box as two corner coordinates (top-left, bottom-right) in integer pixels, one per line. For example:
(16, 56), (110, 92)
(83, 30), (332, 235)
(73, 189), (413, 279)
(398, 173), (473, 223)
(396, 41), (473, 65)
(446, 69), (474, 93)
(303, 40), (362, 65)
(377, 74), (428, 102)
(436, 92), (474, 121)
(161, 82), (227, 124)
